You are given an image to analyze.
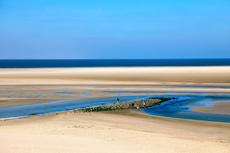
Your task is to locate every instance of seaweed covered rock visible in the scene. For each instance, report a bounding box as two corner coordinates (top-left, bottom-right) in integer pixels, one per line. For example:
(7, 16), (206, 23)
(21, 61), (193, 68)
(77, 97), (173, 113)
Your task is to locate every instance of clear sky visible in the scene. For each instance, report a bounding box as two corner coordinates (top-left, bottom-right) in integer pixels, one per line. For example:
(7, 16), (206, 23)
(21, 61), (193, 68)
(0, 0), (230, 59)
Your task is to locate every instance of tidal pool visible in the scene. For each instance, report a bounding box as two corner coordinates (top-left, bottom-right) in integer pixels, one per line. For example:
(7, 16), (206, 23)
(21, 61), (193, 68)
(143, 95), (230, 123)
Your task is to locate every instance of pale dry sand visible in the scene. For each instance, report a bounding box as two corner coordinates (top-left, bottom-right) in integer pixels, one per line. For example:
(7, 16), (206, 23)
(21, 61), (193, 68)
(192, 102), (230, 115)
(0, 110), (230, 153)
(0, 66), (230, 85)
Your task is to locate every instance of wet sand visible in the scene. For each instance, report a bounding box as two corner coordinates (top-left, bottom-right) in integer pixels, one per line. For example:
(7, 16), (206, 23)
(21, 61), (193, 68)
(192, 102), (230, 115)
(0, 66), (230, 107)
(1, 84), (230, 108)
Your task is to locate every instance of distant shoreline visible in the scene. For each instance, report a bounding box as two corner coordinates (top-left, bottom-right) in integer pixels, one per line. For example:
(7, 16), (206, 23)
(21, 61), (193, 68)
(0, 59), (230, 68)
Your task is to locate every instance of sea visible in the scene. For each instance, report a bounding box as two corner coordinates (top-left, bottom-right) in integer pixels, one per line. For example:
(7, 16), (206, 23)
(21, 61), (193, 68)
(0, 59), (230, 68)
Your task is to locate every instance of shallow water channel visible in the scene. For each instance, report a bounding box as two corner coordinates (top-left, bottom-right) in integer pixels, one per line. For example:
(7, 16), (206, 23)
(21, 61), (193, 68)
(0, 92), (230, 123)
(143, 94), (230, 123)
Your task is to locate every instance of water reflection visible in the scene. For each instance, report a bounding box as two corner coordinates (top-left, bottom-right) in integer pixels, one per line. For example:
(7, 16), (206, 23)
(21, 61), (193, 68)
(143, 95), (230, 123)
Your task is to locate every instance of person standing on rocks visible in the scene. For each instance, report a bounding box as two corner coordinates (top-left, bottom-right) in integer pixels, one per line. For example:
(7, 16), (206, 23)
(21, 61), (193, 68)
(117, 98), (119, 103)
(143, 102), (145, 109)
(132, 103), (134, 109)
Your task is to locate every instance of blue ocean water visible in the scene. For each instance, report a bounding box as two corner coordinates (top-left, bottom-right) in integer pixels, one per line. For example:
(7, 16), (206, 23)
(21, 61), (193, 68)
(0, 59), (230, 68)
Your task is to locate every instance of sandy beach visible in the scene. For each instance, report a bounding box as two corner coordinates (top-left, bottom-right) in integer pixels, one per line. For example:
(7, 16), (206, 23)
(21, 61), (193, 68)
(2, 0), (230, 151)
(0, 66), (230, 107)
(0, 66), (230, 85)
(192, 102), (230, 115)
(0, 110), (230, 153)
(0, 66), (230, 152)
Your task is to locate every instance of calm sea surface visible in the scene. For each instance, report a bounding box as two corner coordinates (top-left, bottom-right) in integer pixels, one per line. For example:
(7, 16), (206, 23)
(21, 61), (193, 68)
(0, 59), (230, 68)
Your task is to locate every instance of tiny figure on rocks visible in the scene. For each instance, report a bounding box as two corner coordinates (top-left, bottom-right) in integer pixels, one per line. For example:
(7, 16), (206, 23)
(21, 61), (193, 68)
(143, 102), (145, 109)
(132, 103), (134, 109)
(117, 98), (119, 103)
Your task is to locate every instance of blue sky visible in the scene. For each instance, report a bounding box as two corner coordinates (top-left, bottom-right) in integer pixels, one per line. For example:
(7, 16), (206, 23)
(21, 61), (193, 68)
(0, 0), (230, 59)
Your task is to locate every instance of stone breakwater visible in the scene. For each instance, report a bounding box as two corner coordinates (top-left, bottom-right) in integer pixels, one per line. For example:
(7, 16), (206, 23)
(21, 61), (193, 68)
(77, 97), (173, 112)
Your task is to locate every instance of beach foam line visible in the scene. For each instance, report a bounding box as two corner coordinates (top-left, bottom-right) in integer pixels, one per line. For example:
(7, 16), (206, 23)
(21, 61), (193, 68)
(0, 116), (28, 121)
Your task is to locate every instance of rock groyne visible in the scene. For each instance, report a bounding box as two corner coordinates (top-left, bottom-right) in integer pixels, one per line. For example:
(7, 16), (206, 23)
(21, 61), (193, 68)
(77, 97), (173, 112)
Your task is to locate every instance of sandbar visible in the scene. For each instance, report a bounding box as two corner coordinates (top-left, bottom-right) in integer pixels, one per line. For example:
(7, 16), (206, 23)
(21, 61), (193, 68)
(0, 66), (230, 85)
(192, 102), (230, 115)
